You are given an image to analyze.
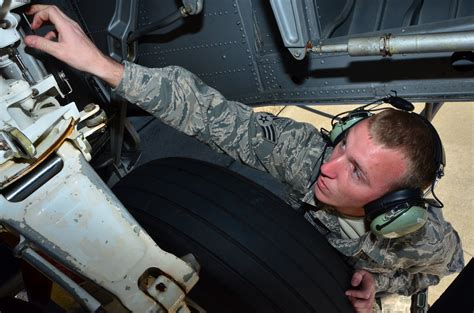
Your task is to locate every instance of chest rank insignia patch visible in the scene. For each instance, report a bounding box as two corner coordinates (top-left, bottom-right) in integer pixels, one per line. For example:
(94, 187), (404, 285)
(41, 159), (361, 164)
(256, 112), (277, 143)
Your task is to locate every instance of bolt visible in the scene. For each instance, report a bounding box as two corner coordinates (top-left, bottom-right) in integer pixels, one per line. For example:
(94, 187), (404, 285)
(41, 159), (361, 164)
(156, 282), (167, 292)
(31, 88), (39, 97)
(0, 140), (9, 151)
(84, 103), (95, 112)
(0, 20), (11, 29)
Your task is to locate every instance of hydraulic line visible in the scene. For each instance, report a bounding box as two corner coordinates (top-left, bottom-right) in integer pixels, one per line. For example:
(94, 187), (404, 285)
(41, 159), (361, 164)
(311, 30), (474, 56)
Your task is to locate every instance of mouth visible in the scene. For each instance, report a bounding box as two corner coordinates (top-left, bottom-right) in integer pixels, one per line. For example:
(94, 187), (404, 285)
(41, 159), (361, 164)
(316, 177), (329, 194)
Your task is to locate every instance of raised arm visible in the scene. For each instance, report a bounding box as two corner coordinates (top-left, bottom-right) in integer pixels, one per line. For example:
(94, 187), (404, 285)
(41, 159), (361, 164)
(24, 5), (327, 198)
(115, 62), (327, 197)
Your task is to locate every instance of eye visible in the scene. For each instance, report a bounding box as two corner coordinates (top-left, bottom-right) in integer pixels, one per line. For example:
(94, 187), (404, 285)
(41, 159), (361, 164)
(351, 165), (362, 180)
(339, 138), (347, 150)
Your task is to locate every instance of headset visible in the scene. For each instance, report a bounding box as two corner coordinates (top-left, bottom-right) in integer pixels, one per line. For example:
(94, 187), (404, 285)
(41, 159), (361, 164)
(324, 94), (445, 239)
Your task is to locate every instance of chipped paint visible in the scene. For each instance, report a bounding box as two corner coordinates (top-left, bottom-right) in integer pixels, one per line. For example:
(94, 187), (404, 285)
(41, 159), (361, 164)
(1, 142), (198, 312)
(133, 225), (141, 235)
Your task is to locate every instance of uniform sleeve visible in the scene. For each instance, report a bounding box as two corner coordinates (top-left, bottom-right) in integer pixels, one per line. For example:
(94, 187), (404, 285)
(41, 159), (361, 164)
(374, 269), (441, 296)
(114, 62), (327, 196)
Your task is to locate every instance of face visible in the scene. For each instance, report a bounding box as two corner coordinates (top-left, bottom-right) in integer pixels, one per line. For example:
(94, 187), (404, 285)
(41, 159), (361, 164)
(315, 119), (407, 217)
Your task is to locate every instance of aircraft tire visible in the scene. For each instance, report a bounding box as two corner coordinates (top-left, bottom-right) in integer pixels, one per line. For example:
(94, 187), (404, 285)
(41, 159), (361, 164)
(113, 157), (354, 313)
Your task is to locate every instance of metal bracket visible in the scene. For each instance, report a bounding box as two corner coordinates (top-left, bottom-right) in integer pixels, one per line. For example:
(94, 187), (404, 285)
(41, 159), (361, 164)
(410, 288), (429, 313)
(147, 275), (189, 313)
(420, 102), (444, 121)
(182, 0), (204, 16)
(14, 236), (102, 313)
(107, 0), (138, 62)
(269, 0), (309, 60)
(106, 0), (140, 180)
(70, 103), (107, 161)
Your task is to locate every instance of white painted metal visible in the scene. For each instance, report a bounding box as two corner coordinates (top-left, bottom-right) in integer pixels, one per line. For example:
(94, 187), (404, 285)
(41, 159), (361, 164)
(0, 10), (20, 48)
(1, 142), (199, 312)
(0, 0), (29, 11)
(0, 2), (200, 311)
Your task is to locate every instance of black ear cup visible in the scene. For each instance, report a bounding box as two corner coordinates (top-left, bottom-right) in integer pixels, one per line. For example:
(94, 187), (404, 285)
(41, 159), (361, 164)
(364, 189), (429, 238)
(364, 189), (424, 221)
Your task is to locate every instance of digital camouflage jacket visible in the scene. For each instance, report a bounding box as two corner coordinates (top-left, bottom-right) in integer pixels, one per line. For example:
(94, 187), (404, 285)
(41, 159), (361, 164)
(115, 61), (464, 296)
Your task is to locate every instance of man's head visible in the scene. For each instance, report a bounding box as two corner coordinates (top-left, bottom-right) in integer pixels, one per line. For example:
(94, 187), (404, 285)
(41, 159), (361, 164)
(368, 109), (439, 190)
(315, 109), (439, 217)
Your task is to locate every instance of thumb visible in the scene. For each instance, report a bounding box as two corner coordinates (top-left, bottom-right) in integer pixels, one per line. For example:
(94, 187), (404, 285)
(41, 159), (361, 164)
(24, 35), (60, 57)
(351, 271), (363, 287)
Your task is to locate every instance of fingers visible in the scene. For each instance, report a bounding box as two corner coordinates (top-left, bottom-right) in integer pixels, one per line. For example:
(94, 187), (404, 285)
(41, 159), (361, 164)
(23, 3), (122, 84)
(348, 297), (372, 313)
(351, 271), (363, 287)
(25, 4), (50, 15)
(345, 289), (372, 300)
(347, 270), (376, 313)
(25, 4), (52, 13)
(24, 35), (60, 57)
(23, 5), (71, 57)
(44, 30), (58, 41)
(347, 294), (373, 313)
(26, 5), (72, 31)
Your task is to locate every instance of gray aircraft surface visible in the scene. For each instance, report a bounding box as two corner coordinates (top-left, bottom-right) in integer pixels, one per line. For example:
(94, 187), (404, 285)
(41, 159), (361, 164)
(0, 0), (472, 312)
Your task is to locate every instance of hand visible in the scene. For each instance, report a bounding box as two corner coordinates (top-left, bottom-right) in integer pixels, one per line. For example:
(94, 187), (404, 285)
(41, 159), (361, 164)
(345, 269), (376, 313)
(24, 5), (124, 87)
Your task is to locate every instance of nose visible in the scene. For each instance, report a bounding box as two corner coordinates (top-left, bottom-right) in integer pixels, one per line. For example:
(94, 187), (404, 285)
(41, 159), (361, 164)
(320, 156), (340, 179)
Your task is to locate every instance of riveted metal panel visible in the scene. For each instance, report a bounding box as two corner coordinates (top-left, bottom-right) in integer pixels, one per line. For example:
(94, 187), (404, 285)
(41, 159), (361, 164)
(48, 0), (474, 105)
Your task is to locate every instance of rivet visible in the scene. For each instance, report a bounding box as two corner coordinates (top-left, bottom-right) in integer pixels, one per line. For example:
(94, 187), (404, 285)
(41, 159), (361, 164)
(156, 283), (167, 292)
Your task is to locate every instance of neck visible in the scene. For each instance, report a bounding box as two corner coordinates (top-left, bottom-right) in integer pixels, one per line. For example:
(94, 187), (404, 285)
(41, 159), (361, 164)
(335, 206), (365, 218)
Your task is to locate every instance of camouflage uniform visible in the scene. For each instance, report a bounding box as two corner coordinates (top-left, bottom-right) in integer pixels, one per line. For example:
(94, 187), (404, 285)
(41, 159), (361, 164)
(115, 61), (464, 296)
